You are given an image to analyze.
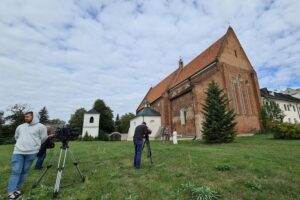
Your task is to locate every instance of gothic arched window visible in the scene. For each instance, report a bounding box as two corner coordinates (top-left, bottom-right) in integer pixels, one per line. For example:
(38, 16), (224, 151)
(238, 75), (246, 114)
(90, 116), (94, 123)
(231, 79), (239, 114)
(245, 80), (252, 114)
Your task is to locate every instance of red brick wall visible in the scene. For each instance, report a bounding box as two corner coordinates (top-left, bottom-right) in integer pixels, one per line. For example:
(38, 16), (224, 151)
(169, 90), (196, 136)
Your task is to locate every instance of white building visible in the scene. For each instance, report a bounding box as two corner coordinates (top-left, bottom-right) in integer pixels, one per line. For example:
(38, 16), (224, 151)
(282, 88), (300, 99)
(261, 88), (300, 124)
(82, 108), (100, 137)
(127, 105), (161, 141)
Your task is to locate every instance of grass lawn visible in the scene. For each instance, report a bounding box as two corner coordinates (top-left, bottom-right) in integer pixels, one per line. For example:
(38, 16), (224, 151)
(0, 134), (300, 200)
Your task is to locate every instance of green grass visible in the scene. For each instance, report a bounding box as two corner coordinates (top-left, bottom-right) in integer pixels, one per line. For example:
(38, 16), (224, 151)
(0, 134), (300, 199)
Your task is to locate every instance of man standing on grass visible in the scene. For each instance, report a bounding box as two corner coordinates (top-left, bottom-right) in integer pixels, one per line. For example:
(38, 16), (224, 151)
(7, 112), (48, 200)
(133, 122), (151, 169)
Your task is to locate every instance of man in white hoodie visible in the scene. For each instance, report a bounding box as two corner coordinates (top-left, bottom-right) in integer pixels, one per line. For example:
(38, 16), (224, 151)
(7, 111), (48, 200)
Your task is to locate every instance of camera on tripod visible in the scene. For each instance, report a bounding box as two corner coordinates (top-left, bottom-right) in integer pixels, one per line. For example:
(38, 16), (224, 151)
(54, 127), (79, 144)
(33, 126), (85, 198)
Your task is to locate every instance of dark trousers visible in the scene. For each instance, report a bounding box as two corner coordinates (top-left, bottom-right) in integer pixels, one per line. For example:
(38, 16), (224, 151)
(133, 139), (143, 169)
(35, 153), (46, 170)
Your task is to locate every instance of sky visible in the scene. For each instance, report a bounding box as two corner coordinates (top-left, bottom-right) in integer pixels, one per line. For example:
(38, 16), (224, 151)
(0, 0), (299, 121)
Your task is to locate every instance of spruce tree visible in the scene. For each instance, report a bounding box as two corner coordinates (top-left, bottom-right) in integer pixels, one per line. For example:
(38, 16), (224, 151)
(202, 81), (236, 143)
(39, 106), (49, 124)
(115, 114), (121, 132)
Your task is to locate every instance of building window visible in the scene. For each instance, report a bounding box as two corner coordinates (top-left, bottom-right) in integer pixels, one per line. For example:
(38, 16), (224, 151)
(294, 118), (298, 123)
(284, 104), (287, 111)
(89, 116), (94, 123)
(245, 81), (252, 114)
(287, 105), (290, 111)
(288, 118), (291, 123)
(293, 105), (296, 112)
(231, 80), (239, 114)
(238, 76), (246, 114)
(180, 109), (187, 125)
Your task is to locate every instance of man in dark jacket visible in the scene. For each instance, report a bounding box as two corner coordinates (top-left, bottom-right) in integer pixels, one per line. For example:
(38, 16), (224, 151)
(133, 122), (151, 169)
(34, 131), (55, 170)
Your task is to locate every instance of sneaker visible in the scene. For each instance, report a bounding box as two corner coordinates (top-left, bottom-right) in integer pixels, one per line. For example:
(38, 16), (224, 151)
(14, 191), (22, 199)
(7, 193), (17, 200)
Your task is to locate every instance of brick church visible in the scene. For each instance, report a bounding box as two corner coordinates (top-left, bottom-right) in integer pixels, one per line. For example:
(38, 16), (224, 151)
(137, 27), (262, 138)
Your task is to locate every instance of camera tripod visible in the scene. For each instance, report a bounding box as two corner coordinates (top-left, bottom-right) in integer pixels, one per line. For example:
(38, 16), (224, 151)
(143, 138), (153, 164)
(33, 140), (85, 198)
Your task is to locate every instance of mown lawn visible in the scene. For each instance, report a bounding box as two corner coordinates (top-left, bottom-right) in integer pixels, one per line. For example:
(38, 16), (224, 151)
(0, 134), (300, 200)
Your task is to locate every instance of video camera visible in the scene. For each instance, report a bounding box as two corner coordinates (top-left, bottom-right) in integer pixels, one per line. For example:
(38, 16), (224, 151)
(54, 127), (79, 144)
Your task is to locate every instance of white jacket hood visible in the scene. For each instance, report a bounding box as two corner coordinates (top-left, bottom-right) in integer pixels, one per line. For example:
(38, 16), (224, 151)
(29, 112), (40, 125)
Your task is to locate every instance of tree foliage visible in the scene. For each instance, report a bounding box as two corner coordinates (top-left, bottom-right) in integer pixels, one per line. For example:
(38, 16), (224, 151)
(69, 108), (86, 133)
(261, 100), (285, 129)
(202, 81), (236, 143)
(0, 104), (30, 144)
(93, 99), (114, 133)
(0, 111), (4, 127)
(39, 106), (49, 124)
(5, 104), (30, 130)
(48, 118), (66, 125)
(119, 113), (135, 133)
(115, 114), (121, 132)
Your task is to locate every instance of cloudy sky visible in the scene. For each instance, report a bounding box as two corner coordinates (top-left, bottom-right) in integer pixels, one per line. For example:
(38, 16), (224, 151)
(0, 0), (299, 121)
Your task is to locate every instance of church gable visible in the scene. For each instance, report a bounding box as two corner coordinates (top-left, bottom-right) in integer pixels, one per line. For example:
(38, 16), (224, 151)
(217, 27), (253, 70)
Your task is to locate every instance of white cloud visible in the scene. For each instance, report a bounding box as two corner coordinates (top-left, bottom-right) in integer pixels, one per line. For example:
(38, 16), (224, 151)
(0, 0), (299, 121)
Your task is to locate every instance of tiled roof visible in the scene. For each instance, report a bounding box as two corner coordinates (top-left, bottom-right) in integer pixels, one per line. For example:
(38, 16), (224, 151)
(170, 36), (225, 88)
(137, 69), (180, 111)
(137, 28), (230, 111)
(137, 107), (161, 117)
(86, 108), (99, 114)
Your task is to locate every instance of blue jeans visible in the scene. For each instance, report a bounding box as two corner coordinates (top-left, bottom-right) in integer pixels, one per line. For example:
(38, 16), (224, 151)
(8, 153), (37, 193)
(35, 153), (46, 170)
(133, 139), (143, 169)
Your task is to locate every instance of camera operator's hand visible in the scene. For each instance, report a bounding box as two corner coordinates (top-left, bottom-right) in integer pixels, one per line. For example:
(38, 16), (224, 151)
(147, 128), (152, 134)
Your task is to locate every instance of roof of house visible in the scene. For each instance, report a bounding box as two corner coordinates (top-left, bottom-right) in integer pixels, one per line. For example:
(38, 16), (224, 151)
(137, 27), (231, 111)
(260, 88), (300, 103)
(86, 108), (99, 114)
(136, 106), (161, 117)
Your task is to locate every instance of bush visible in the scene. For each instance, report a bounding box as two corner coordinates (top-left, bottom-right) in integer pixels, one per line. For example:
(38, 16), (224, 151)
(98, 130), (109, 141)
(272, 122), (300, 139)
(181, 182), (220, 200)
(82, 133), (95, 141)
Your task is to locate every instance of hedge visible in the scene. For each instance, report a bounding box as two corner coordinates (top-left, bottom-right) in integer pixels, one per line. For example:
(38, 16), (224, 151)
(272, 122), (300, 139)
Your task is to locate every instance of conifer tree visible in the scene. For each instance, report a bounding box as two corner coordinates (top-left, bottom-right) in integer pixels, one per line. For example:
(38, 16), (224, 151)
(39, 106), (49, 124)
(202, 81), (236, 143)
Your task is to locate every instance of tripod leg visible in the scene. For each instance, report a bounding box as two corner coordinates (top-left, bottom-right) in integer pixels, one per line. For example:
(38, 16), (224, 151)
(32, 164), (53, 188)
(53, 148), (67, 198)
(33, 148), (59, 188)
(68, 149), (85, 182)
(146, 141), (153, 164)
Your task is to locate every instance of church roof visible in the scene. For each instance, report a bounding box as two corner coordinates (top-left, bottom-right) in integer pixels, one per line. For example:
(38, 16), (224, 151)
(136, 107), (161, 117)
(86, 108), (99, 114)
(137, 27), (231, 111)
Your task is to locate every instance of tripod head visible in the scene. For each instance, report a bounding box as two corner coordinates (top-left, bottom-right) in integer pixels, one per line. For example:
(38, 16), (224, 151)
(61, 140), (69, 149)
